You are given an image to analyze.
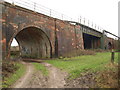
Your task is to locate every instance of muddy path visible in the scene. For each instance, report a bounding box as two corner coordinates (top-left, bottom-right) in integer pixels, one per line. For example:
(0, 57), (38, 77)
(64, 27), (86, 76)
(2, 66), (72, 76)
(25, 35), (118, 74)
(11, 60), (118, 88)
(42, 62), (67, 88)
(11, 61), (67, 88)
(11, 62), (35, 88)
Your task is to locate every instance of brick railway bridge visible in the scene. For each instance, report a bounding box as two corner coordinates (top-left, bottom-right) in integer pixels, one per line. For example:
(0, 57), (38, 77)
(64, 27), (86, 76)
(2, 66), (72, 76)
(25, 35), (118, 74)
(0, 1), (116, 60)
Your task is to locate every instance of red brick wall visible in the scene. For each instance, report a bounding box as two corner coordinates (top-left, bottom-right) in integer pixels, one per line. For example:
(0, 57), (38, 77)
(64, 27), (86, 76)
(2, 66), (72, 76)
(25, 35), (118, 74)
(1, 2), (84, 59)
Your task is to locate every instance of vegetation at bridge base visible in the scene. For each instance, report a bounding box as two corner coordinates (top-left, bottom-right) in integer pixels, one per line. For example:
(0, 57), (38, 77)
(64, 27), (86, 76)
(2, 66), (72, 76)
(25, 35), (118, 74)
(46, 52), (118, 88)
(10, 51), (20, 59)
(95, 63), (118, 88)
(60, 49), (108, 58)
(32, 63), (48, 76)
(2, 60), (26, 88)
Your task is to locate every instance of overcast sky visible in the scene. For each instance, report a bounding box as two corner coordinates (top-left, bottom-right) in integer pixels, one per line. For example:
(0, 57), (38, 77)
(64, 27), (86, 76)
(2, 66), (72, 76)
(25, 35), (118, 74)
(7, 0), (119, 46)
(32, 0), (119, 36)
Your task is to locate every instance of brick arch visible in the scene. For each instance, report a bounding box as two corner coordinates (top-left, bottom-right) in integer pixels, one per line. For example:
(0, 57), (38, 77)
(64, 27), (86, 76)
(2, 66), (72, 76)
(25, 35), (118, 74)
(8, 25), (52, 59)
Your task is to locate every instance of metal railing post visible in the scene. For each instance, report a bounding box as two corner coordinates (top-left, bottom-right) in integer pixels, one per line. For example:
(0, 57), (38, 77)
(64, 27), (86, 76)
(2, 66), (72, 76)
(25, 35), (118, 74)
(11, 0), (14, 5)
(34, 2), (36, 11)
(95, 24), (96, 29)
(84, 18), (85, 25)
(80, 16), (81, 23)
(62, 14), (63, 20)
(50, 9), (52, 16)
(88, 20), (89, 26)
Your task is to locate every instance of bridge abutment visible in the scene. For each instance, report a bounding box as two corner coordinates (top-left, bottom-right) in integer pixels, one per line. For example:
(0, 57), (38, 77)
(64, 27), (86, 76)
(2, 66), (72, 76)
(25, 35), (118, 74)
(0, 1), (116, 60)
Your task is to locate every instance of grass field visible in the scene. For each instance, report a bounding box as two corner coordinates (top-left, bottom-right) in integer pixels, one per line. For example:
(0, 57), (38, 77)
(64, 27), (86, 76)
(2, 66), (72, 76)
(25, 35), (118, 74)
(2, 62), (26, 88)
(46, 52), (118, 79)
(32, 63), (48, 76)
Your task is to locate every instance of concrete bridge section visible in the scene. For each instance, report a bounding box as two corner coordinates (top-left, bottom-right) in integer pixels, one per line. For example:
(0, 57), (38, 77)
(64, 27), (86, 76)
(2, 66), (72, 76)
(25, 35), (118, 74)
(0, 1), (115, 60)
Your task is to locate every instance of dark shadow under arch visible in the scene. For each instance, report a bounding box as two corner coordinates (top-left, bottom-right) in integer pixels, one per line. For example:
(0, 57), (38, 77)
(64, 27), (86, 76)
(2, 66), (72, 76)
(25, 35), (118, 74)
(10, 26), (52, 59)
(108, 42), (112, 49)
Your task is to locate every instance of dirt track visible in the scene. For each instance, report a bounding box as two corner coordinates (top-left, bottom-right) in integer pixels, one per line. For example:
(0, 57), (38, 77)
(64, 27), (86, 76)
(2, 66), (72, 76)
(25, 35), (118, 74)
(10, 61), (118, 88)
(11, 61), (67, 88)
(11, 62), (35, 88)
(42, 62), (67, 88)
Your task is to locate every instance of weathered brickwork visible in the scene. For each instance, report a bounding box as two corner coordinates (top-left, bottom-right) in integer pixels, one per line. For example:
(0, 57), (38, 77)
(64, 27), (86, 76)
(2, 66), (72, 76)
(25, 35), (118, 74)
(1, 2), (84, 59)
(0, 2), (116, 60)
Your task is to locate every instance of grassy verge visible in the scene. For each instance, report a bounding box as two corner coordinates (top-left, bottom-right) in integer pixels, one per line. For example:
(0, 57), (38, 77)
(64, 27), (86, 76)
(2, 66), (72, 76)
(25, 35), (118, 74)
(95, 63), (118, 88)
(2, 62), (26, 88)
(46, 52), (118, 79)
(32, 63), (48, 76)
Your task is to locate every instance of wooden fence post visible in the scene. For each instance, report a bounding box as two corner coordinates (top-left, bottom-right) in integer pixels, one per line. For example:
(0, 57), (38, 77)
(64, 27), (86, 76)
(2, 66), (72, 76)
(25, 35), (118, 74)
(111, 50), (114, 63)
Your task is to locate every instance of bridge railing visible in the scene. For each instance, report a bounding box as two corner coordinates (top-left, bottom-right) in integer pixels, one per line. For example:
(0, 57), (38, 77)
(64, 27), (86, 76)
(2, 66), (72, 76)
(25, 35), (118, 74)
(4, 0), (103, 32)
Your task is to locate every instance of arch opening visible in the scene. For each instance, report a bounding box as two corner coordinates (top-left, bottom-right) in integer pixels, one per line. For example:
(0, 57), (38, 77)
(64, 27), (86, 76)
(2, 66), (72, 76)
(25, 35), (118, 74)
(10, 38), (20, 60)
(10, 27), (52, 59)
(83, 33), (101, 49)
(108, 42), (112, 49)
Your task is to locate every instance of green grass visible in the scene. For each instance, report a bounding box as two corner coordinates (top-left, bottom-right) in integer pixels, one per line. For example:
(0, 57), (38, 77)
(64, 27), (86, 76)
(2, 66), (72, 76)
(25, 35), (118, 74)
(32, 63), (48, 76)
(114, 52), (119, 63)
(46, 52), (118, 79)
(3, 62), (26, 88)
